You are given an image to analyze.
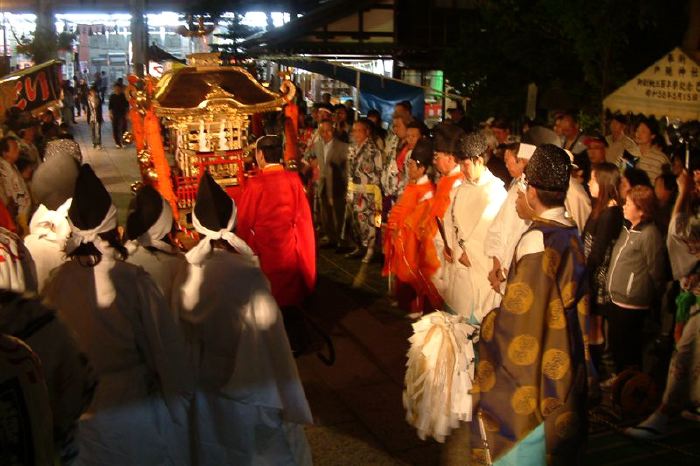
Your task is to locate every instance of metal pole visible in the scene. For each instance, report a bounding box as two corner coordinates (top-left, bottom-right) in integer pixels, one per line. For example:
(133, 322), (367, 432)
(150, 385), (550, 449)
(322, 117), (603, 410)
(130, 0), (145, 78)
(441, 72), (446, 121)
(355, 69), (360, 119)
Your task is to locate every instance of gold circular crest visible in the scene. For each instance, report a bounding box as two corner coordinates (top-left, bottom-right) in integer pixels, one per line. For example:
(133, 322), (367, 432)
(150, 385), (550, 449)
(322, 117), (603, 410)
(542, 248), (561, 278)
(555, 411), (578, 439)
(542, 348), (570, 380)
(547, 299), (566, 330)
(511, 385), (538, 415)
(476, 360), (496, 392)
(507, 335), (540, 366)
(540, 397), (563, 417)
(481, 312), (496, 342)
(503, 282), (535, 315)
(560, 281), (577, 308)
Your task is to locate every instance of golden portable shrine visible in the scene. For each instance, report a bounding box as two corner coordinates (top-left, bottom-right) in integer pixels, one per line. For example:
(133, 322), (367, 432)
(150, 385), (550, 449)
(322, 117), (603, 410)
(127, 52), (296, 221)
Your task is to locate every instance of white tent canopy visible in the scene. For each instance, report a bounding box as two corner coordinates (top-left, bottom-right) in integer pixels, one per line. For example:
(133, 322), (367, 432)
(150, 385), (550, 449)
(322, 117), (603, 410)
(604, 47), (700, 122)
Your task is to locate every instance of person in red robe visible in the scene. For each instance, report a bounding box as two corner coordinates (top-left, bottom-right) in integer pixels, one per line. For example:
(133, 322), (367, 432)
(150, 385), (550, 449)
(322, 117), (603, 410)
(383, 139), (435, 315)
(236, 135), (316, 308)
(419, 124), (466, 308)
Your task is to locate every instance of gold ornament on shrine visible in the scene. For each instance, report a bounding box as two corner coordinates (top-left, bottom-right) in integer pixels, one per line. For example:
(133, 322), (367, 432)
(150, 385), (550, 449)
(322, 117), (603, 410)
(145, 167), (159, 181)
(151, 52), (296, 216)
(135, 90), (149, 115)
(137, 149), (151, 165)
(130, 181), (144, 193)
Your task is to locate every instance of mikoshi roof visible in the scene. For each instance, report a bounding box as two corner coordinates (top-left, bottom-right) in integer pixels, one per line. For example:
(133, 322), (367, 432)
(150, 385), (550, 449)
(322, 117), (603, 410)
(153, 53), (295, 119)
(603, 47), (700, 122)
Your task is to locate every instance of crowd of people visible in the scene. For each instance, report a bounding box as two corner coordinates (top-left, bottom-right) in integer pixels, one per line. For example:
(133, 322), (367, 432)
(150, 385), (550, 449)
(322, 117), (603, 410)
(299, 97), (699, 462)
(0, 69), (135, 234)
(1, 81), (699, 465)
(60, 71), (131, 149)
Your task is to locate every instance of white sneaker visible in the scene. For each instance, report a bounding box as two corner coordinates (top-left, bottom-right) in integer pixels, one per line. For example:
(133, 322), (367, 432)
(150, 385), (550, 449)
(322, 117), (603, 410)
(624, 425), (668, 440)
(624, 411), (669, 440)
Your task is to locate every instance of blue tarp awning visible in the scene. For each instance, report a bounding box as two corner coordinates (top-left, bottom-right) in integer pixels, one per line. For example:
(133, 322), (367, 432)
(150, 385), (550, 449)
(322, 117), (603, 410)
(272, 57), (425, 121)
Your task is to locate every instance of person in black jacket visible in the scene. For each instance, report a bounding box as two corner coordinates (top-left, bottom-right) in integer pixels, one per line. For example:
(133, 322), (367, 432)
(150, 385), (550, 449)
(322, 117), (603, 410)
(582, 162), (624, 375)
(107, 83), (129, 148)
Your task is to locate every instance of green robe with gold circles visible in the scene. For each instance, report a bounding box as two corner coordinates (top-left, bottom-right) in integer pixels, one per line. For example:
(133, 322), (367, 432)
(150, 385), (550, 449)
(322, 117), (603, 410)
(471, 218), (591, 466)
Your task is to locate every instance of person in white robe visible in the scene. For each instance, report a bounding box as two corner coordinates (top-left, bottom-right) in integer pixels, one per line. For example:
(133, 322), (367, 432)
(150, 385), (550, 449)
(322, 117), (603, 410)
(24, 199), (72, 294)
(563, 149), (592, 232)
(440, 132), (507, 322)
(485, 143), (536, 295)
(403, 132), (504, 446)
(24, 154), (77, 294)
(566, 177), (593, 233)
(30, 142), (80, 216)
(428, 123), (467, 298)
(173, 172), (313, 466)
(42, 164), (192, 466)
(125, 185), (186, 304)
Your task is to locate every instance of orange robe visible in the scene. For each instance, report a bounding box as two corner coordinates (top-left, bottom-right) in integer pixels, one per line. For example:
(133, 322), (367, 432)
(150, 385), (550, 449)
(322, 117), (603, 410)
(383, 178), (436, 309)
(383, 179), (434, 277)
(236, 165), (316, 308)
(419, 171), (465, 306)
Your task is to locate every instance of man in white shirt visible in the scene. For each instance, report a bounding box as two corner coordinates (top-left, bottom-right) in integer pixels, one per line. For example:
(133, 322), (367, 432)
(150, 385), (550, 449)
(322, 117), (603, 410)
(605, 113), (637, 165)
(311, 120), (349, 248)
(563, 150), (592, 233)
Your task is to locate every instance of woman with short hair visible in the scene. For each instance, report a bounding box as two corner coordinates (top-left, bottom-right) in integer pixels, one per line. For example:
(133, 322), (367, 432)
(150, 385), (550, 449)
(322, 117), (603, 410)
(605, 184), (667, 375)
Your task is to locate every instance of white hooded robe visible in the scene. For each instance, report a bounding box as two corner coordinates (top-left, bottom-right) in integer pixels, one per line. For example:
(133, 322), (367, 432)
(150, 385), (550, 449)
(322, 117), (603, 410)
(173, 248), (313, 466)
(43, 253), (193, 466)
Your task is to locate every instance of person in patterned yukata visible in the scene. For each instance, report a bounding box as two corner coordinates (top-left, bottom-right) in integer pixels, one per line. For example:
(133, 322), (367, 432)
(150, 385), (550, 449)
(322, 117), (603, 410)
(345, 118), (383, 264)
(0, 137), (32, 236)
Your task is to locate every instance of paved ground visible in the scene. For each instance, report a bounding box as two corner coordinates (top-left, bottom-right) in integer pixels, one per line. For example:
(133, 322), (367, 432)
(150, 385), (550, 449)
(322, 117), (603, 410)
(76, 114), (700, 466)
